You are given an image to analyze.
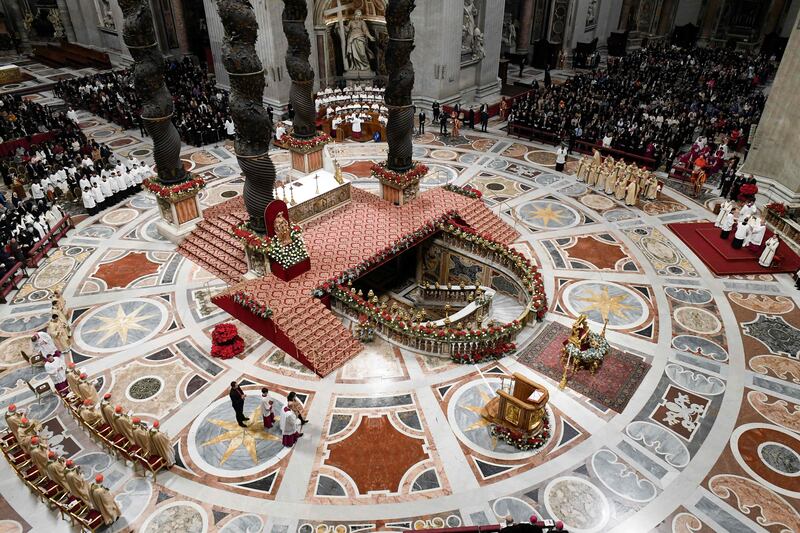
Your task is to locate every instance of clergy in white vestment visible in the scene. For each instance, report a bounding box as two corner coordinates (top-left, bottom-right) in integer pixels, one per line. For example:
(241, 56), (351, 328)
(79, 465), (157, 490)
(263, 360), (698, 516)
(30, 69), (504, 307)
(759, 236), (780, 268)
(31, 332), (58, 357)
(739, 202), (757, 224)
(715, 200), (733, 227)
(719, 212), (735, 239)
(748, 223), (766, 250)
(732, 221), (750, 249)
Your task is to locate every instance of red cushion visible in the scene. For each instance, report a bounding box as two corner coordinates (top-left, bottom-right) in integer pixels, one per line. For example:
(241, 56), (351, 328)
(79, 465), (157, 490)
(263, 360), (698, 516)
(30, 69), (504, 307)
(82, 509), (103, 527)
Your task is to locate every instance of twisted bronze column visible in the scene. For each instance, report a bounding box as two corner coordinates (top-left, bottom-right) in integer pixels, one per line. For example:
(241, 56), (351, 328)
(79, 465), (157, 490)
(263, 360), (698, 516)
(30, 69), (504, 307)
(215, 0), (276, 234)
(282, 0), (316, 139)
(385, 0), (416, 172)
(119, 0), (186, 185)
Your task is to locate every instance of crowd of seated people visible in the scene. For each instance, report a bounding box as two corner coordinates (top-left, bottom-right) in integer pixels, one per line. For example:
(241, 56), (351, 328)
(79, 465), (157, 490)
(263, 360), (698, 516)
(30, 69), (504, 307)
(54, 57), (230, 147)
(0, 94), (60, 142)
(507, 44), (772, 167)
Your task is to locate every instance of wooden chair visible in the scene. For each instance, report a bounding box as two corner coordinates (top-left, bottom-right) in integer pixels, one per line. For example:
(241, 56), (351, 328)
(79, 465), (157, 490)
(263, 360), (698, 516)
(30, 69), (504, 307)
(25, 379), (52, 404)
(21, 350), (45, 367)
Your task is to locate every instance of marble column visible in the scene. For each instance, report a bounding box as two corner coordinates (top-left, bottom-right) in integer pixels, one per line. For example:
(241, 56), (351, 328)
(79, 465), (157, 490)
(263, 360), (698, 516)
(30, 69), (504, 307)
(168, 0), (191, 55)
(656, 0), (678, 36)
(699, 0), (724, 41)
(740, 8), (800, 199)
(761, 0), (788, 37)
(204, 0), (316, 116)
(5, 0), (31, 51)
(476, 0), (503, 99)
(410, 0), (462, 108)
(516, 0), (534, 54)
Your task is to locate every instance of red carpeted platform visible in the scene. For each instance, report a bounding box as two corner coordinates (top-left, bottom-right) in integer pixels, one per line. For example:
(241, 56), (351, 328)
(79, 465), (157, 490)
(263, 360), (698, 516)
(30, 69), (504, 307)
(668, 222), (800, 275)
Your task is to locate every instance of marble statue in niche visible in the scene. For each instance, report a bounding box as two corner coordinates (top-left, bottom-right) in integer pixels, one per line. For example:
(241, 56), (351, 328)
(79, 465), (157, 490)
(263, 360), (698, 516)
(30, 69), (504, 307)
(462, 0), (479, 54)
(502, 14), (517, 51)
(97, 0), (117, 30)
(346, 9), (375, 72)
(472, 27), (485, 59)
(584, 0), (599, 31)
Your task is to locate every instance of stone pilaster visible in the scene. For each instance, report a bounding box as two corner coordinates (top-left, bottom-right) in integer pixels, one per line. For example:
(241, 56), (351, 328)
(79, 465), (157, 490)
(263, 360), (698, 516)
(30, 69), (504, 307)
(740, 8), (800, 201)
(410, 0), (462, 109)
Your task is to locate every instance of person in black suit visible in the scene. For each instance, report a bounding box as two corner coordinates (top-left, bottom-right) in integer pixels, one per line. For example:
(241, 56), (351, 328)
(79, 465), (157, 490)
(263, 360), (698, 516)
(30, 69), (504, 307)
(480, 108), (489, 132)
(432, 101), (440, 123)
(439, 112), (448, 135)
(468, 107), (475, 129)
(229, 381), (249, 427)
(418, 111), (426, 134)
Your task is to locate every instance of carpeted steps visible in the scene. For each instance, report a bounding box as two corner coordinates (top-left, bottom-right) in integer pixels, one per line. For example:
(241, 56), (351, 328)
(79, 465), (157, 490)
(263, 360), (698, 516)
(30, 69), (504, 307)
(177, 216), (248, 283)
(460, 202), (519, 244)
(273, 298), (362, 377)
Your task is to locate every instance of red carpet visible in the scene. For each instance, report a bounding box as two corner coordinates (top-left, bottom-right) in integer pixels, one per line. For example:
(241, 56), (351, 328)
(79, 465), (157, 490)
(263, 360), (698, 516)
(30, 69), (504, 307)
(668, 222), (800, 276)
(517, 323), (650, 413)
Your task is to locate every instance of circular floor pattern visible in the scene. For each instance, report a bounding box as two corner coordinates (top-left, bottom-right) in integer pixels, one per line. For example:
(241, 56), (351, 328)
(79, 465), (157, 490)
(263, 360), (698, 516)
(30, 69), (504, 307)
(430, 149), (458, 161)
(673, 306), (722, 335)
(732, 424), (800, 498)
(517, 200), (580, 230)
(129, 194), (157, 210)
(448, 379), (545, 460)
(562, 280), (648, 330)
(128, 148), (153, 159)
(212, 164), (238, 179)
(74, 298), (170, 354)
(422, 164), (458, 186)
(543, 476), (610, 533)
(580, 193), (616, 211)
(187, 393), (291, 477)
(77, 225), (115, 239)
(526, 150), (558, 167)
(101, 208), (140, 227)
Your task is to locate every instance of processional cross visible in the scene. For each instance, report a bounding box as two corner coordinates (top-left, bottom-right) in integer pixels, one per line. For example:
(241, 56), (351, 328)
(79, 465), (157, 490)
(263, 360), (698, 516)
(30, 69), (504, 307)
(324, 0), (352, 71)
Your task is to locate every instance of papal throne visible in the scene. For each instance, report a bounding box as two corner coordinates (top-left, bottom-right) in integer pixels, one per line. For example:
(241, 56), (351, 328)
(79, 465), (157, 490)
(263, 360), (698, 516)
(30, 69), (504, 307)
(481, 373), (549, 436)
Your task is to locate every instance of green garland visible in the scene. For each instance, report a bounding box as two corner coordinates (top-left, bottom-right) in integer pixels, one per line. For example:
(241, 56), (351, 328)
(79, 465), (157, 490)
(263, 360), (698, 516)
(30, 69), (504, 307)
(564, 332), (609, 362)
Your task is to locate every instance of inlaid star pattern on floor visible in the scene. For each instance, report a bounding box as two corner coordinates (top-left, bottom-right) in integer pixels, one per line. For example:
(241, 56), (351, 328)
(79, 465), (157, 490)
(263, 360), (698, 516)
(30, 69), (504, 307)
(574, 285), (639, 323)
(202, 406), (280, 465)
(83, 303), (157, 345)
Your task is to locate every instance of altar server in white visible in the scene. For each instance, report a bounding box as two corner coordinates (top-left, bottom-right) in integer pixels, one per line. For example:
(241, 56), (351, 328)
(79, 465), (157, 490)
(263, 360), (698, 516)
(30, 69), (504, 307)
(759, 236), (780, 268)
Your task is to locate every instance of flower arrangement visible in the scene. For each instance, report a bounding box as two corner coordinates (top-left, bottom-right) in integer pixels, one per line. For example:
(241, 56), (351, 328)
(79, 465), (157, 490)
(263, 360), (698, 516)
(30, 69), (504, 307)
(233, 224), (270, 251)
(767, 202), (787, 217)
(281, 131), (331, 152)
(233, 222), (309, 269)
(210, 323), (244, 359)
(490, 416), (551, 451)
(330, 283), (523, 344)
(232, 293), (272, 319)
(370, 162), (429, 188)
(738, 182), (758, 201)
(564, 332), (609, 363)
(143, 175), (205, 201)
(451, 342), (516, 364)
(444, 184), (482, 199)
(266, 225), (309, 269)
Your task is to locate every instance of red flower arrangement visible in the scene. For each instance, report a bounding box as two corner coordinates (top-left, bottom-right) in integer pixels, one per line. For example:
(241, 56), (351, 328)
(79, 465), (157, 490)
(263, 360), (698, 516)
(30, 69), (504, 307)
(210, 323), (245, 359)
(143, 175), (206, 201)
(767, 202), (787, 217)
(490, 417), (551, 451)
(738, 182), (758, 201)
(281, 131), (332, 152)
(370, 162), (429, 187)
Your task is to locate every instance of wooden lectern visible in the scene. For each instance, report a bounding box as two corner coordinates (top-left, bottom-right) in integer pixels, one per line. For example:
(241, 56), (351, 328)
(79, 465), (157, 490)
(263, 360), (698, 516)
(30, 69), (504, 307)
(481, 373), (549, 436)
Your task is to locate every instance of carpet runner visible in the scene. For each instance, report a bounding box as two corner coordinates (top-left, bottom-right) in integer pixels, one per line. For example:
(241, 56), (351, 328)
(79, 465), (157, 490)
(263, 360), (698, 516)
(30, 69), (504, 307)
(668, 221), (800, 276)
(516, 322), (650, 413)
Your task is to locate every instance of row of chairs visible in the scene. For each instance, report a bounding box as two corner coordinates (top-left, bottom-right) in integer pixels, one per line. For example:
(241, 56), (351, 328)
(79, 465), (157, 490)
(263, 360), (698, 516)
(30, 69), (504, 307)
(1, 415), (113, 531)
(60, 390), (169, 482)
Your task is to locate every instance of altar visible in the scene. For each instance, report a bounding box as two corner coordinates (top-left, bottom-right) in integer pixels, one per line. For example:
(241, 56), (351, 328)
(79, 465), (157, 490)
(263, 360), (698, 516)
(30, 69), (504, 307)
(279, 170), (352, 224)
(0, 65), (22, 85)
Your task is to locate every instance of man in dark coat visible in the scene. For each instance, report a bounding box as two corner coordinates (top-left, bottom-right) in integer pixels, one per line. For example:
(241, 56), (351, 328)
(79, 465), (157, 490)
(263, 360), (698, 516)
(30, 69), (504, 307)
(229, 381), (249, 427)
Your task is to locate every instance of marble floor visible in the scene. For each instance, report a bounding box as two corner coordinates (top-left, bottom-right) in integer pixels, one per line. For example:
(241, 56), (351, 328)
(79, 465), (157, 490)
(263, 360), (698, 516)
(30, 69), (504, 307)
(1, 76), (799, 533)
